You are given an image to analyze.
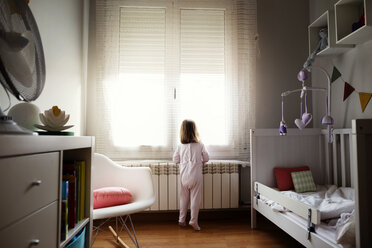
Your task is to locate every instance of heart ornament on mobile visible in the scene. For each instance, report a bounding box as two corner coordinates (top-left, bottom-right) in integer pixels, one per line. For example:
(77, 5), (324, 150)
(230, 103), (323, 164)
(294, 118), (306, 130)
(301, 112), (312, 126)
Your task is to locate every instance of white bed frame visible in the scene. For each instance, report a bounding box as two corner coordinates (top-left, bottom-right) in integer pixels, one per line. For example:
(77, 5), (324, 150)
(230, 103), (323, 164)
(250, 119), (372, 248)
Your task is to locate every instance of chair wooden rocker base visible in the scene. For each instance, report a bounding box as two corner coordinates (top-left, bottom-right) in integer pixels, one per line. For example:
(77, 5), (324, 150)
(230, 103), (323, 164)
(108, 215), (139, 248)
(93, 215), (139, 248)
(109, 226), (129, 248)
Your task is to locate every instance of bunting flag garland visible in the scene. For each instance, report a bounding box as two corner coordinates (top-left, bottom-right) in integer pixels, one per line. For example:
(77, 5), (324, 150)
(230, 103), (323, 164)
(331, 66), (342, 83)
(343, 82), (355, 101)
(331, 66), (372, 112)
(359, 93), (372, 113)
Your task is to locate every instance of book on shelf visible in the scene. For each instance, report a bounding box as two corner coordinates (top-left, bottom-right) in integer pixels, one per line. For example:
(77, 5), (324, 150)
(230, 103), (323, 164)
(61, 180), (69, 241)
(63, 163), (78, 226)
(63, 174), (76, 229)
(75, 160), (86, 221)
(62, 160), (86, 226)
(75, 163), (80, 223)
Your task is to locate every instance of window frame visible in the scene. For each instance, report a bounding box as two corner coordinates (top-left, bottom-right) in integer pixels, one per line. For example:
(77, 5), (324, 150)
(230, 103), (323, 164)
(101, 0), (240, 160)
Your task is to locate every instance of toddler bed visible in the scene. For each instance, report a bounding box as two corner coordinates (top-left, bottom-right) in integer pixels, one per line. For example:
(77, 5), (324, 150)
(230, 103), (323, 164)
(250, 119), (372, 248)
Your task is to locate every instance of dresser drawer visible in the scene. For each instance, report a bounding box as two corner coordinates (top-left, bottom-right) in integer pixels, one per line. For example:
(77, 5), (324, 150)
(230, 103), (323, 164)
(0, 201), (58, 248)
(0, 152), (60, 229)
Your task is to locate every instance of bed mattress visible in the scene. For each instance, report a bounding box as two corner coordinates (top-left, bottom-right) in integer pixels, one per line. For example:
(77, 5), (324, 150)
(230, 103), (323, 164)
(257, 185), (356, 248)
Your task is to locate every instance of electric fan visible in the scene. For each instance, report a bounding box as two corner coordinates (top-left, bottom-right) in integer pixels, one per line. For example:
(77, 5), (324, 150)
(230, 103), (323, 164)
(0, 0), (45, 134)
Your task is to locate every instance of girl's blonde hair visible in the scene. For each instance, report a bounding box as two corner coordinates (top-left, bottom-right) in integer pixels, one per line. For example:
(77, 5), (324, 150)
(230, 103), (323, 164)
(180, 119), (199, 144)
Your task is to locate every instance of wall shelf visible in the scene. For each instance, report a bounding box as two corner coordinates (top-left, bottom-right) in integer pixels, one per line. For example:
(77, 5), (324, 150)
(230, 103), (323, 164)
(309, 11), (353, 56)
(335, 0), (372, 45)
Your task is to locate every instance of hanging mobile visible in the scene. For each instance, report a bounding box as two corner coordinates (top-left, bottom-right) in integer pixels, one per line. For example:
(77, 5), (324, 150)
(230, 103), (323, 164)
(279, 96), (287, 135)
(280, 66), (334, 143)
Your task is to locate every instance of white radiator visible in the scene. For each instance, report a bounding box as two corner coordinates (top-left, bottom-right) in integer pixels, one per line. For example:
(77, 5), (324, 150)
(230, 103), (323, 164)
(119, 160), (247, 211)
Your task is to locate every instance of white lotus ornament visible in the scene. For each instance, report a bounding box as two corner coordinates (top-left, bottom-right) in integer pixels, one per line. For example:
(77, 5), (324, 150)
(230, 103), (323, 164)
(35, 106), (73, 131)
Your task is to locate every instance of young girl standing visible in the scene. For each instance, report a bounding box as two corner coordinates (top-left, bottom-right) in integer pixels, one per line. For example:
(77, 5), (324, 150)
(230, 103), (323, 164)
(173, 120), (209, 231)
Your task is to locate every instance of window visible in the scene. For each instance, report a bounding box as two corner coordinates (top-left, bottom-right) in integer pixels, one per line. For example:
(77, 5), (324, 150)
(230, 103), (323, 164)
(110, 7), (167, 147)
(90, 0), (256, 160)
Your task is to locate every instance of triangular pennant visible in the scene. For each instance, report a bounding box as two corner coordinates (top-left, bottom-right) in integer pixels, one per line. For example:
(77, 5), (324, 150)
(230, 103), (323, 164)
(359, 92), (372, 112)
(331, 66), (341, 83)
(343, 82), (355, 101)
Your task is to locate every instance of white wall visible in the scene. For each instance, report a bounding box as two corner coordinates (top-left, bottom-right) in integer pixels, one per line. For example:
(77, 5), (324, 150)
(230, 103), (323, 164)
(1, 0), (312, 133)
(0, 0), (86, 135)
(256, 0), (310, 128)
(310, 0), (372, 128)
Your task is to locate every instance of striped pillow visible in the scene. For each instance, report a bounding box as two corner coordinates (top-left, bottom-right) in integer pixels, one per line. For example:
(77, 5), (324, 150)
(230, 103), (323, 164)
(291, 170), (316, 193)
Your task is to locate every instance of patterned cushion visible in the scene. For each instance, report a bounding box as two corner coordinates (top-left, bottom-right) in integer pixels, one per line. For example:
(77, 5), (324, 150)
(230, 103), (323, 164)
(274, 166), (310, 191)
(291, 170), (316, 193)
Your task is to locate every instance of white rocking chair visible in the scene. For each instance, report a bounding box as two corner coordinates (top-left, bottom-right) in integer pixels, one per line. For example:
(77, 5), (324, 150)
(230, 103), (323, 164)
(92, 153), (155, 248)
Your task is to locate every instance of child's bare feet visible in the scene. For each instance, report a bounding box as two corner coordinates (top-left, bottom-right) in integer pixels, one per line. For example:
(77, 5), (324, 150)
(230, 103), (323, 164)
(189, 222), (200, 231)
(178, 221), (186, 227)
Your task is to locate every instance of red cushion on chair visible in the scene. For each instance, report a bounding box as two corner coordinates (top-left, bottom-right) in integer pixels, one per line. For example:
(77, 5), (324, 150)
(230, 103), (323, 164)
(93, 187), (132, 209)
(274, 166), (310, 191)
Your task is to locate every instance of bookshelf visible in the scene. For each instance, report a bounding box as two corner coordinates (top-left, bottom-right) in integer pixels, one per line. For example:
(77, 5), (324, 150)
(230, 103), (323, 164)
(308, 10), (353, 56)
(0, 136), (94, 248)
(60, 149), (92, 247)
(335, 0), (372, 45)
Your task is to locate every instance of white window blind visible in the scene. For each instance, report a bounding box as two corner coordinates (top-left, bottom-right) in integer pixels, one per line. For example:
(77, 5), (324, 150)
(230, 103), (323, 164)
(178, 9), (228, 146)
(180, 9), (225, 74)
(109, 7), (167, 147)
(90, 0), (257, 160)
(119, 8), (166, 74)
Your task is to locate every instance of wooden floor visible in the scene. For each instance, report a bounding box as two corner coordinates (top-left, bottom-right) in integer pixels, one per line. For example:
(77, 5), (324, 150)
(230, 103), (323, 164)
(91, 210), (303, 248)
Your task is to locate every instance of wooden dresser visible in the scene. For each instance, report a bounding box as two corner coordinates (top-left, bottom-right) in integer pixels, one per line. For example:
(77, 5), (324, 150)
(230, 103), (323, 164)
(0, 135), (94, 248)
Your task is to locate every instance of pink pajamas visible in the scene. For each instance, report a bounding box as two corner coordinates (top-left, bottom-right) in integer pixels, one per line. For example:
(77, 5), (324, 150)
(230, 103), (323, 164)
(173, 142), (209, 226)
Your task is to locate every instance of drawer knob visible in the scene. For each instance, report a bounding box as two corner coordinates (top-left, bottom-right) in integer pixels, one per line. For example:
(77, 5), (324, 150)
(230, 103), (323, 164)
(30, 239), (40, 246)
(32, 180), (42, 186)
